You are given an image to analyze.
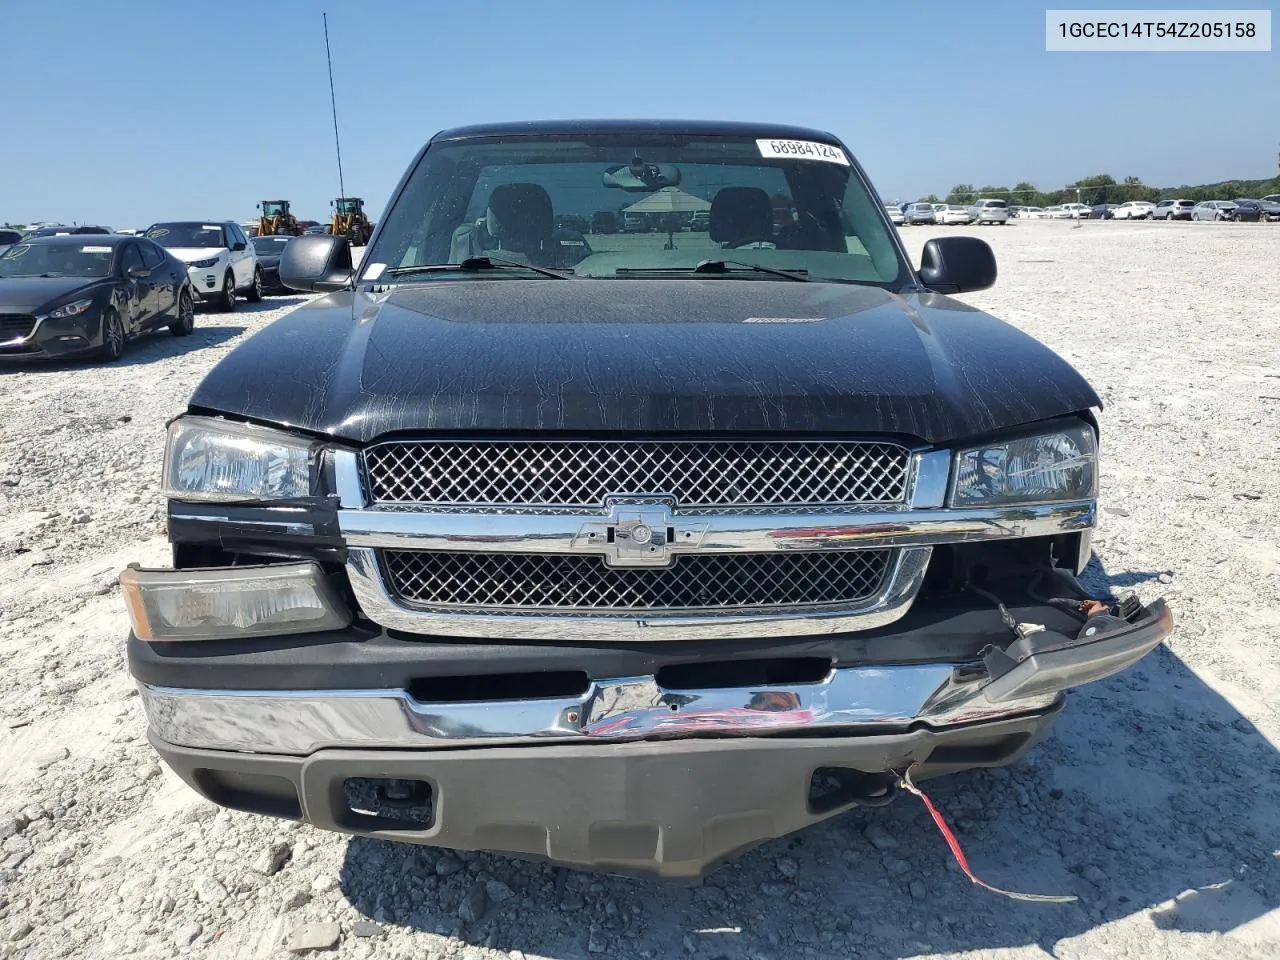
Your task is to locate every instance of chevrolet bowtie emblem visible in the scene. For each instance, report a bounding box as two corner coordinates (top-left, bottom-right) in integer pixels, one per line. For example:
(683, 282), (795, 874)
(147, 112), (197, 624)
(572, 497), (709, 567)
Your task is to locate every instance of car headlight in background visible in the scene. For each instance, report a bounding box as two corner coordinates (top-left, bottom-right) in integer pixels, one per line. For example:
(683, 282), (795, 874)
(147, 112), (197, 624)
(190, 257), (220, 269)
(48, 298), (95, 319)
(950, 423), (1097, 507)
(162, 416), (321, 502)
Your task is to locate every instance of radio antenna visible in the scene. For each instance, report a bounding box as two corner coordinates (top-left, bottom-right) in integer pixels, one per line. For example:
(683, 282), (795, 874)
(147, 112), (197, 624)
(323, 12), (346, 203)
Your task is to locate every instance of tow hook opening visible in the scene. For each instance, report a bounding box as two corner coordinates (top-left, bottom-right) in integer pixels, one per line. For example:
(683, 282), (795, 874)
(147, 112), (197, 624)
(808, 767), (900, 815)
(342, 777), (434, 829)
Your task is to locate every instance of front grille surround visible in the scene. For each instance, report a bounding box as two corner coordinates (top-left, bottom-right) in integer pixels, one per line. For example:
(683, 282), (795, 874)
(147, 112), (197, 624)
(380, 548), (894, 615)
(362, 439), (911, 511)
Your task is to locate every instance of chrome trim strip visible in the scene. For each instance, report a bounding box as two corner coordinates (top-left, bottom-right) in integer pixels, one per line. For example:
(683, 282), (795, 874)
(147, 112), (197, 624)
(346, 546), (932, 640)
(338, 501), (1096, 555)
(170, 513), (315, 536)
(0, 314), (45, 347)
(137, 666), (1060, 755)
(906, 449), (951, 508)
(331, 448), (366, 509)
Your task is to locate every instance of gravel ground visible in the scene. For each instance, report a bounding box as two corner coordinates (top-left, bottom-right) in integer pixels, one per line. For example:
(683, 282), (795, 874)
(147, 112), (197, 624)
(1, 221), (1277, 960)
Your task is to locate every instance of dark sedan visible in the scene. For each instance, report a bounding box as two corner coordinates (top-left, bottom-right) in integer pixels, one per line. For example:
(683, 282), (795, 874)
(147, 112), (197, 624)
(249, 235), (294, 293)
(0, 235), (195, 362)
(22, 225), (112, 238)
(1232, 198), (1280, 222)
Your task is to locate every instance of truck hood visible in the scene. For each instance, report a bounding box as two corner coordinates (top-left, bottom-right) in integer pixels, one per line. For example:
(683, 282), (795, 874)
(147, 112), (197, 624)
(189, 280), (1100, 445)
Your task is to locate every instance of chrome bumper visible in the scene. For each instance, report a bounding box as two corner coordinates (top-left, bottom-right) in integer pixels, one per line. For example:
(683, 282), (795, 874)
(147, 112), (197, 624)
(139, 663), (1061, 755)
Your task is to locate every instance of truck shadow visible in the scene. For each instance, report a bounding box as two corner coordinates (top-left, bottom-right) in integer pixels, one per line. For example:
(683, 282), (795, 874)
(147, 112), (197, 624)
(337, 555), (1280, 959)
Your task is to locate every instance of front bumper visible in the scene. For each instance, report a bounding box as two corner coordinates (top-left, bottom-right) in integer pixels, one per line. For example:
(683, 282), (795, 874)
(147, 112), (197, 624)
(136, 599), (1170, 754)
(185, 263), (226, 299)
(135, 598), (1169, 875)
(0, 311), (105, 360)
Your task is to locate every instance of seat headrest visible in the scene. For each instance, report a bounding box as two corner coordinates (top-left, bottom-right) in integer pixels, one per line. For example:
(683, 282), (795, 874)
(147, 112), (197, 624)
(486, 183), (554, 247)
(710, 187), (773, 244)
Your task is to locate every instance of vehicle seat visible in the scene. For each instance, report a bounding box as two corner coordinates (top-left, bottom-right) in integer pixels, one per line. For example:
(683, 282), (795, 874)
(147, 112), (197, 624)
(709, 187), (774, 247)
(449, 183), (588, 268)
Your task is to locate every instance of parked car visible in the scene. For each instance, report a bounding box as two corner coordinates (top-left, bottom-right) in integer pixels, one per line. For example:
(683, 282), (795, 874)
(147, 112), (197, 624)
(884, 203), (905, 225)
(1191, 200), (1237, 221)
(1090, 204), (1118, 220)
(1229, 199), (1270, 223)
(1045, 206), (1068, 219)
(0, 234), (194, 362)
(934, 204), (972, 224)
(0, 229), (21, 256)
(23, 225), (112, 238)
(967, 198), (1009, 224)
(1017, 207), (1048, 220)
(122, 118), (1171, 880)
(903, 202), (937, 225)
(1154, 199), (1195, 220)
(1254, 197), (1280, 221)
(143, 221), (262, 311)
(591, 211), (619, 234)
(1111, 201), (1155, 220)
(249, 235), (294, 293)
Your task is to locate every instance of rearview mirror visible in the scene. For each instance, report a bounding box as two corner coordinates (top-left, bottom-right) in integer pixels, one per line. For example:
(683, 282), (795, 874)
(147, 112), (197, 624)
(602, 161), (682, 192)
(279, 235), (354, 292)
(918, 237), (996, 294)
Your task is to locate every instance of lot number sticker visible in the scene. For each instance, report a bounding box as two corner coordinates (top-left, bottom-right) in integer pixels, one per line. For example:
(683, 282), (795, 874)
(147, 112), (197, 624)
(757, 139), (849, 165)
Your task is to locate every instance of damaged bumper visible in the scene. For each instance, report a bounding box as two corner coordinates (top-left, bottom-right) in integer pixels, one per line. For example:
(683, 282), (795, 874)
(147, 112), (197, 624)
(136, 597), (1170, 876)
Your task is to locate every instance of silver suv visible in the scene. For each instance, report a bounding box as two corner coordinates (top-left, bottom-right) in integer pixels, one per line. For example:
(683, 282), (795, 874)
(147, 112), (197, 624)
(967, 198), (1009, 224)
(1154, 199), (1195, 221)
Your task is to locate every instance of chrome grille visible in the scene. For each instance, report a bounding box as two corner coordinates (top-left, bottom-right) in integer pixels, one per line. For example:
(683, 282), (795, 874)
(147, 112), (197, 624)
(381, 549), (892, 613)
(363, 440), (910, 509)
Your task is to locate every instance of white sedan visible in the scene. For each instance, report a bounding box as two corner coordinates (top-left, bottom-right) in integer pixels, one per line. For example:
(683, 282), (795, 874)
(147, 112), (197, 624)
(1111, 201), (1156, 220)
(1058, 203), (1093, 219)
(1017, 207), (1048, 220)
(934, 204), (974, 224)
(885, 204), (905, 225)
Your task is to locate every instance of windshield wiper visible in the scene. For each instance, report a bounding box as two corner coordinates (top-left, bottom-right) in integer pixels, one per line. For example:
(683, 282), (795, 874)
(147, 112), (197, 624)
(385, 256), (573, 280)
(693, 260), (811, 282)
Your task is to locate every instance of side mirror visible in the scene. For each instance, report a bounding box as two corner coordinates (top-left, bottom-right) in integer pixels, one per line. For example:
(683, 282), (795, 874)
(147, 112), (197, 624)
(231, 241), (247, 252)
(918, 236), (996, 294)
(279, 235), (354, 292)
(126, 265), (150, 279)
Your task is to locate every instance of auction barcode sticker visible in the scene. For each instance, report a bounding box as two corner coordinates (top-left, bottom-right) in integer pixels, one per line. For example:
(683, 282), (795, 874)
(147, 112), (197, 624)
(757, 139), (849, 165)
(1046, 10), (1271, 50)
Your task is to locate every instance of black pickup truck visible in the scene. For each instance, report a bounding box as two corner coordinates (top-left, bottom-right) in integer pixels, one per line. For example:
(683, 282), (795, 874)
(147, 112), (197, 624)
(122, 120), (1171, 878)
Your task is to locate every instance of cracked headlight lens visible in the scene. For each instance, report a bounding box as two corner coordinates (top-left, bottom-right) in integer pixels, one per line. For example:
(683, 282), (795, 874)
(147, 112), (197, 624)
(162, 416), (320, 502)
(950, 423), (1097, 506)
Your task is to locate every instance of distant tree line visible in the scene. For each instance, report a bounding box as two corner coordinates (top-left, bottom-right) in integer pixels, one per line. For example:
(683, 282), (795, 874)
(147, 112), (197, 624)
(918, 172), (1280, 207)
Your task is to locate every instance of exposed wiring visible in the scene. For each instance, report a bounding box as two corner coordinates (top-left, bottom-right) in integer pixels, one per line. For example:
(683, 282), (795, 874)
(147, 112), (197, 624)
(895, 764), (1078, 904)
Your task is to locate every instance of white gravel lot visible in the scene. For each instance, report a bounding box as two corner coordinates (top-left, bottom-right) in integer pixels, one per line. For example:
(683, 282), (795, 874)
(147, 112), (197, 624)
(0, 221), (1277, 960)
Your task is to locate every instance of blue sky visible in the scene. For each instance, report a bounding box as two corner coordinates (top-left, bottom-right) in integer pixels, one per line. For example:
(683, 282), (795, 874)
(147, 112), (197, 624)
(2, 0), (1275, 227)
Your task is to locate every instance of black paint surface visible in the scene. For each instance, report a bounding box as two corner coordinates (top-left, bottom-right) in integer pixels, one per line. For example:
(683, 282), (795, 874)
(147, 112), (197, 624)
(188, 280), (1100, 445)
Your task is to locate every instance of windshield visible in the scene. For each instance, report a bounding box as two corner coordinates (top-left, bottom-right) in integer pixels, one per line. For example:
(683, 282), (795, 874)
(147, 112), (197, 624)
(252, 236), (291, 255)
(261, 203), (287, 217)
(146, 223), (226, 248)
(0, 241), (114, 278)
(364, 133), (907, 286)
(335, 199), (361, 213)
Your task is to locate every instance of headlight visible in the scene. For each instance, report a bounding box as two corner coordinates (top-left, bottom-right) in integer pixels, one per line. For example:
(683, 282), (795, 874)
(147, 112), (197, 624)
(190, 257), (220, 269)
(48, 298), (95, 319)
(950, 423), (1097, 507)
(162, 416), (321, 502)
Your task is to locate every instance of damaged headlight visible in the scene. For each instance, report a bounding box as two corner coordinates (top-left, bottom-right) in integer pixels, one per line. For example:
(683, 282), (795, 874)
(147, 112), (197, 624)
(950, 423), (1097, 507)
(162, 416), (321, 502)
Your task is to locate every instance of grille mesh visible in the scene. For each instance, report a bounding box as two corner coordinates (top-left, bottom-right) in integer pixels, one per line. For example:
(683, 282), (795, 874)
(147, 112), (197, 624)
(363, 440), (909, 509)
(381, 549), (892, 613)
(0, 315), (36, 339)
